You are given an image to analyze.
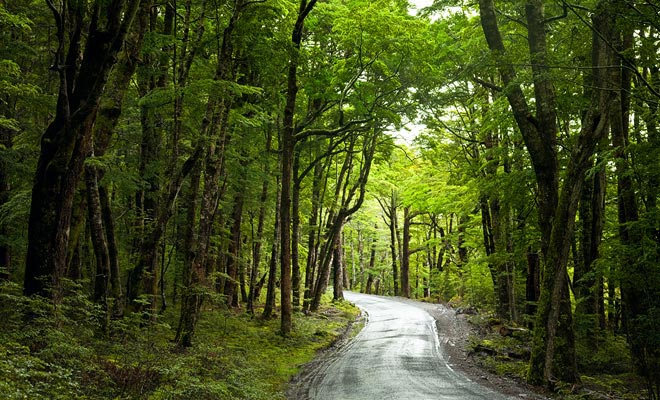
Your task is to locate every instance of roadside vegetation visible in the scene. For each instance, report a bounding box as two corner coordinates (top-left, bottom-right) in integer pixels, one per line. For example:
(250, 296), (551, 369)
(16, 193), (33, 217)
(0, 282), (358, 399)
(462, 310), (647, 399)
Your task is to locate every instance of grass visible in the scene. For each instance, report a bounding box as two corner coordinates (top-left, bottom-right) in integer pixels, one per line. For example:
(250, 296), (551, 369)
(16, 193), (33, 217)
(0, 282), (360, 399)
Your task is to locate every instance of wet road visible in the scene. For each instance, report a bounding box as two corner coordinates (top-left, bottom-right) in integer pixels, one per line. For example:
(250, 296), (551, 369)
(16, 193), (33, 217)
(302, 292), (509, 400)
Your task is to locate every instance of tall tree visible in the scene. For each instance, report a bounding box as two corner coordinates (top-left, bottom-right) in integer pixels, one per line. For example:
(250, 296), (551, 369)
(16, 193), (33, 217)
(478, 0), (615, 385)
(24, 0), (141, 299)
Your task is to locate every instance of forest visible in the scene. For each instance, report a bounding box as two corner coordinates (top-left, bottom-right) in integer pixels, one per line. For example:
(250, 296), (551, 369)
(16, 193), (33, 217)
(1, 0), (659, 398)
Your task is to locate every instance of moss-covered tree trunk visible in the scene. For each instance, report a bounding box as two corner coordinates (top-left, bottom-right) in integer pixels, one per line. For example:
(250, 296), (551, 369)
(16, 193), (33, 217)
(479, 0), (614, 386)
(24, 0), (141, 299)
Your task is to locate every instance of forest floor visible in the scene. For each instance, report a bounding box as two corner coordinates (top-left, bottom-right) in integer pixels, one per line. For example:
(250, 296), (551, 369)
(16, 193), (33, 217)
(0, 282), (361, 400)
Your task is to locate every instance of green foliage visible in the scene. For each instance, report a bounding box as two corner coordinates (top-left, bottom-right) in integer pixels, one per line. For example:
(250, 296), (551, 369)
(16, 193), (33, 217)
(0, 279), (359, 400)
(576, 333), (632, 374)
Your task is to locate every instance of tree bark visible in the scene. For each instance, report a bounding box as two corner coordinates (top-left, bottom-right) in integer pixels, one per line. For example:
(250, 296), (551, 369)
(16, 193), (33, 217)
(247, 135), (272, 313)
(303, 157), (323, 311)
(262, 179), (281, 320)
(0, 106), (12, 280)
(175, 0), (240, 344)
(292, 148), (302, 310)
(365, 228), (377, 294)
(85, 166), (110, 306)
(24, 0), (141, 299)
(479, 0), (613, 386)
(225, 191), (245, 308)
(401, 207), (420, 298)
(379, 191), (399, 296)
(332, 222), (344, 301)
(279, 0), (318, 335)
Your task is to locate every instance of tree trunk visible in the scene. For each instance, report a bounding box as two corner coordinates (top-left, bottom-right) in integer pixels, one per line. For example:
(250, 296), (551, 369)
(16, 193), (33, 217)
(380, 192), (399, 296)
(303, 158), (323, 311)
(0, 113), (12, 280)
(262, 179), (281, 319)
(85, 167), (110, 307)
(85, 2), (148, 313)
(332, 222), (344, 301)
(248, 142), (271, 313)
(401, 207), (416, 298)
(279, 0), (318, 335)
(365, 230), (376, 294)
(292, 148), (302, 310)
(310, 130), (378, 309)
(175, 158), (201, 346)
(225, 191), (245, 308)
(24, 0), (141, 299)
(525, 249), (540, 325)
(575, 159), (606, 340)
(611, 9), (660, 393)
(479, 0), (613, 386)
(528, 5), (614, 385)
(357, 226), (365, 291)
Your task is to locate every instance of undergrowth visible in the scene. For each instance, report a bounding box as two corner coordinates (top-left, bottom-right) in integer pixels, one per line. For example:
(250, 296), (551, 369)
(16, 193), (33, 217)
(465, 313), (647, 399)
(0, 281), (359, 399)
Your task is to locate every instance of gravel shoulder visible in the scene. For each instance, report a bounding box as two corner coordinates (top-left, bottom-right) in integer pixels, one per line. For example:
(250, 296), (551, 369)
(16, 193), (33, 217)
(404, 297), (551, 399)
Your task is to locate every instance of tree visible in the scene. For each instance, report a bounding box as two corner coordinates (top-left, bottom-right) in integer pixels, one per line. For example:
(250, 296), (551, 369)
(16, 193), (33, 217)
(24, 0), (142, 299)
(478, 0), (616, 385)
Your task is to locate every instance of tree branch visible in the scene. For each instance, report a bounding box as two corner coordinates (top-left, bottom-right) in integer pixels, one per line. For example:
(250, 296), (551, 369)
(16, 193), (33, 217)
(294, 117), (372, 141)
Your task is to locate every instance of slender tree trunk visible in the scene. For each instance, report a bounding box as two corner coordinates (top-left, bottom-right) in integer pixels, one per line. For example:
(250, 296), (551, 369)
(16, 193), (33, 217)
(279, 0), (318, 335)
(248, 149), (271, 313)
(262, 179), (281, 319)
(357, 226), (365, 292)
(100, 186), (123, 316)
(365, 230), (376, 294)
(575, 160), (606, 341)
(85, 1), (148, 313)
(311, 130), (378, 308)
(525, 249), (540, 325)
(85, 166), (110, 306)
(225, 191), (245, 307)
(401, 207), (414, 298)
(292, 148), (302, 310)
(303, 159), (323, 311)
(0, 117), (12, 280)
(381, 192), (399, 296)
(332, 222), (344, 301)
(175, 159), (201, 346)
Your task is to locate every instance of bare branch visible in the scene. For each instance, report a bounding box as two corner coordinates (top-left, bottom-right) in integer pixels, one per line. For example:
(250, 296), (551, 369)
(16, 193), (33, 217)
(294, 117), (372, 141)
(472, 76), (503, 92)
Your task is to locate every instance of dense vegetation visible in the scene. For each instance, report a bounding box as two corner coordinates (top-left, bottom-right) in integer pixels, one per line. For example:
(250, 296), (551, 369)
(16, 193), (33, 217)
(1, 0), (659, 398)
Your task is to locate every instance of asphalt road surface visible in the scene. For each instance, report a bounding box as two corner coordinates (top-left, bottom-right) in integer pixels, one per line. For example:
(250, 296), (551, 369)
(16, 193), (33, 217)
(297, 291), (511, 400)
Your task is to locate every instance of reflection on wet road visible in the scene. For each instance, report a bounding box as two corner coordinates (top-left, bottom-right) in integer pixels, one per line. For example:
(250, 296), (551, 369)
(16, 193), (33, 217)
(304, 292), (509, 400)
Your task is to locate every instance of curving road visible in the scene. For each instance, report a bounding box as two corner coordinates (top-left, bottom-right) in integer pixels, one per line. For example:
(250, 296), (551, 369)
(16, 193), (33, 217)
(296, 291), (510, 400)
